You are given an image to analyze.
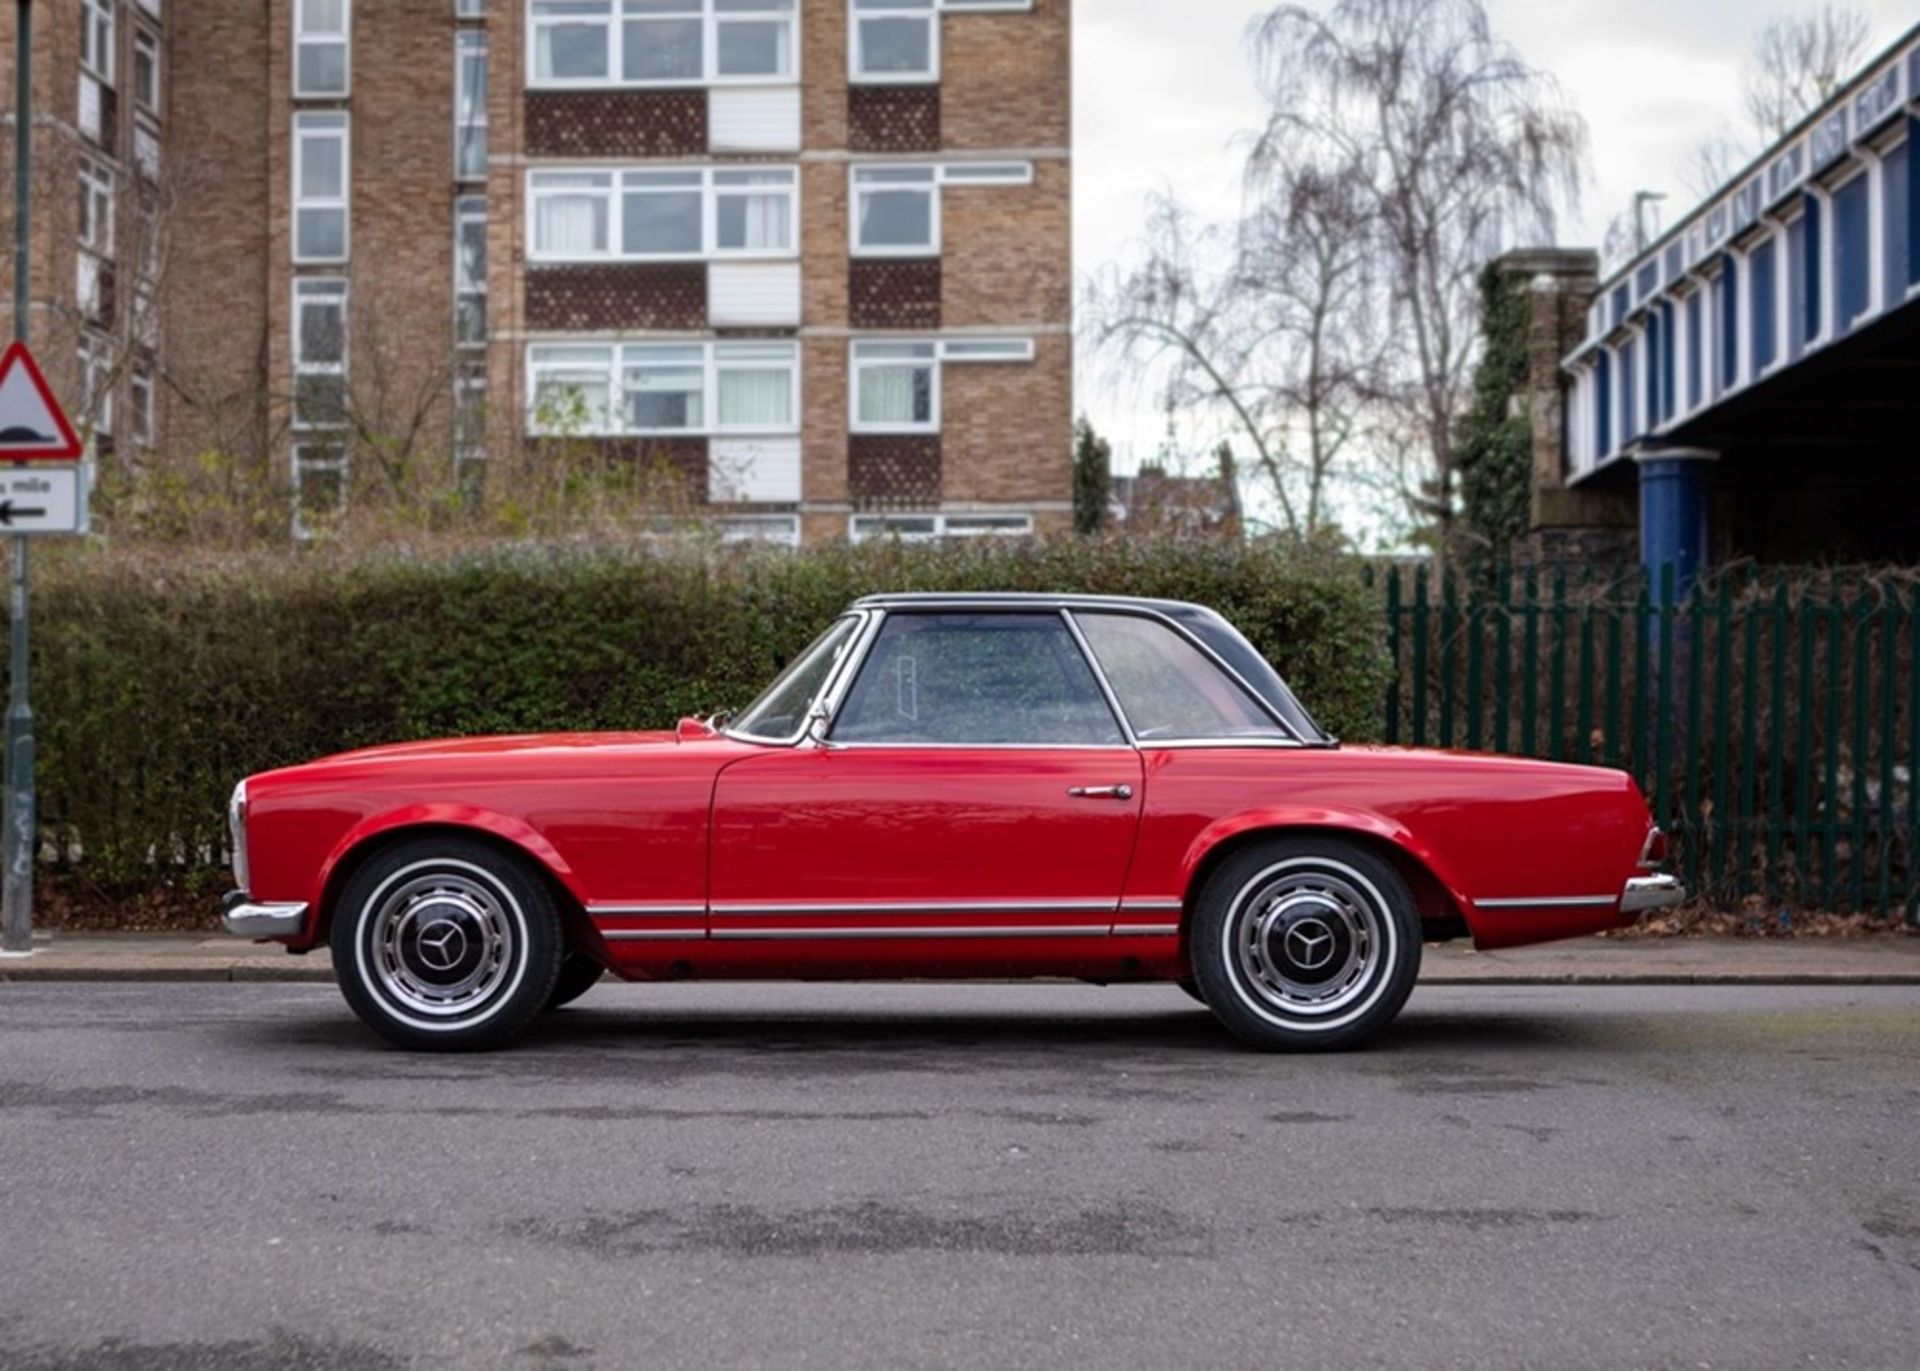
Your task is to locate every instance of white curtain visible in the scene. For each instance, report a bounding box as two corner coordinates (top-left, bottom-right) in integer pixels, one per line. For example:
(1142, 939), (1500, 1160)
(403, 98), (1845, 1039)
(719, 368), (792, 426)
(741, 193), (790, 251)
(536, 195), (604, 254)
(858, 366), (923, 425)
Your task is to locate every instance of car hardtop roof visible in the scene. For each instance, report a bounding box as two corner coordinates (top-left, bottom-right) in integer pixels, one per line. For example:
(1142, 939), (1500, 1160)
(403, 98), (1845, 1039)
(850, 592), (1213, 617)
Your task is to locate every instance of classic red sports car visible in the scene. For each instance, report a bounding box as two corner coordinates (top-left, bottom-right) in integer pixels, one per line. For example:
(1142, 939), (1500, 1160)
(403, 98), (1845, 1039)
(224, 593), (1682, 1051)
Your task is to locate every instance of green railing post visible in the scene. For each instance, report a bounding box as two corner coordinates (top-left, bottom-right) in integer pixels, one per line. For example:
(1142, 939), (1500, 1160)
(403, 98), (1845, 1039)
(1877, 599), (1897, 915)
(1734, 572), (1758, 900)
(1494, 566), (1512, 753)
(1605, 602), (1624, 769)
(1521, 567), (1540, 757)
(1849, 594), (1871, 913)
(1439, 577), (1458, 748)
(1576, 603), (1595, 766)
(1711, 578), (1735, 896)
(1764, 584), (1788, 903)
(1794, 601), (1817, 906)
(1465, 591), (1485, 752)
(1384, 573), (1402, 743)
(1548, 574), (1567, 760)
(1411, 575), (1430, 748)
(1822, 598), (1843, 910)
(1631, 576), (1651, 781)
(1656, 565), (1676, 837)
(1683, 575), (1706, 897)
(1909, 589), (1919, 924)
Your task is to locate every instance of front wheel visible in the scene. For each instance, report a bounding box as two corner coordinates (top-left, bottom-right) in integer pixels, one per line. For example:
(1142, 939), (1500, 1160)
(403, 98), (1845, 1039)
(330, 837), (563, 1051)
(1189, 837), (1420, 1052)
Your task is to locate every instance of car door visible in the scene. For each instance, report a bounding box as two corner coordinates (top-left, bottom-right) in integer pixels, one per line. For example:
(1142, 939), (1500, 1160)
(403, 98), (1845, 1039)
(708, 610), (1143, 944)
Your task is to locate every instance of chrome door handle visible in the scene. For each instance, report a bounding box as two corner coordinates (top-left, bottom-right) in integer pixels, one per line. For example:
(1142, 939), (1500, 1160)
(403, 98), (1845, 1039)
(1067, 785), (1133, 800)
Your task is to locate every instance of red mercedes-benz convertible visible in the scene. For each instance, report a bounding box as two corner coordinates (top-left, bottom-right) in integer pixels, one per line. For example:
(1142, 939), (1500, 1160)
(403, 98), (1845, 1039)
(223, 593), (1681, 1051)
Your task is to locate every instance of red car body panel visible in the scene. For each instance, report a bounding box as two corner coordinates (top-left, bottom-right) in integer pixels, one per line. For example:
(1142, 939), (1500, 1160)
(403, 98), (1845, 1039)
(243, 730), (1656, 977)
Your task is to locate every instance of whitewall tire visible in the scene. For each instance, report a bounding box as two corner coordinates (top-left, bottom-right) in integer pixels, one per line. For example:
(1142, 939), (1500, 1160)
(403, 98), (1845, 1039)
(330, 837), (563, 1051)
(1189, 837), (1421, 1051)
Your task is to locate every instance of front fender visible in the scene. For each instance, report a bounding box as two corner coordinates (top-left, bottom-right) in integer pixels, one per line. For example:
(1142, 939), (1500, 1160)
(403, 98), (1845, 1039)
(310, 803), (586, 923)
(1179, 805), (1479, 920)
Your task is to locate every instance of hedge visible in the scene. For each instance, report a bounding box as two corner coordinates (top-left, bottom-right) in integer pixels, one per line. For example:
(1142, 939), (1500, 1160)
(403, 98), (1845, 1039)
(19, 537), (1389, 901)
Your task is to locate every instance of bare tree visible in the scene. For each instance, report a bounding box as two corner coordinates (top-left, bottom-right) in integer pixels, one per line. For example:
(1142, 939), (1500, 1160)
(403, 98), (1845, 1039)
(1244, 0), (1586, 558)
(1745, 5), (1873, 141)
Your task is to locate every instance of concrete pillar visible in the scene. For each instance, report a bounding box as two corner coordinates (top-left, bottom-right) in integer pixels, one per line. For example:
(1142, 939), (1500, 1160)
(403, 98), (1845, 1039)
(1633, 446), (1717, 594)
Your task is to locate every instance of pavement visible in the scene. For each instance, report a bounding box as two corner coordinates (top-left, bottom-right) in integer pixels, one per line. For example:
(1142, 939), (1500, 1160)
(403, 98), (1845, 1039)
(1, 980), (1918, 1368)
(2, 927), (1918, 983)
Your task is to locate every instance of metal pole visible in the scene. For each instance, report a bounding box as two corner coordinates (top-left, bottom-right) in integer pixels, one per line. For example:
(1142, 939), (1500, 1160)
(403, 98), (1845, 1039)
(2, 0), (32, 954)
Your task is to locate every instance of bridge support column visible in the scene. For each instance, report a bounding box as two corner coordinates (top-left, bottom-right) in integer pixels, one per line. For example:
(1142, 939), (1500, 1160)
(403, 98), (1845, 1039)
(1634, 446), (1717, 595)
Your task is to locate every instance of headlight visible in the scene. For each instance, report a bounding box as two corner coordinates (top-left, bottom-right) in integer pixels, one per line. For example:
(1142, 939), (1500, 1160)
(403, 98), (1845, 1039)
(228, 780), (250, 891)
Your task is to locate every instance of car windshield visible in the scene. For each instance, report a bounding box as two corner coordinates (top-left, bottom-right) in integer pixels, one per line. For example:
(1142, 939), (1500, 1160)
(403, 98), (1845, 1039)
(730, 616), (864, 742)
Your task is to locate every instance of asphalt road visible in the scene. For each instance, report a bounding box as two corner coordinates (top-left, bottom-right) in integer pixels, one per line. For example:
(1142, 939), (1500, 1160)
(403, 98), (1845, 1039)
(2, 982), (1918, 1370)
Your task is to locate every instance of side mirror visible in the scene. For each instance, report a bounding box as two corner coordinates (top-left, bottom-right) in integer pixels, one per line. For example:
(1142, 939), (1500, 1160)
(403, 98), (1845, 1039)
(804, 701), (832, 745)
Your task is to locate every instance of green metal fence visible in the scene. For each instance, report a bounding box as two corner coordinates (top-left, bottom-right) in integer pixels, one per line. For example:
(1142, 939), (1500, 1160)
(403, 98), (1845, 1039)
(1380, 567), (1918, 918)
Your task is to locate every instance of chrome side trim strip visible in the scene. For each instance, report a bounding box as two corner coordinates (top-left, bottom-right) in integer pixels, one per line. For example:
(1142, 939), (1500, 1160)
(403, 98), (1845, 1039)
(1474, 894), (1620, 909)
(1119, 898), (1183, 912)
(589, 904), (707, 918)
(602, 929), (706, 942)
(712, 925), (1112, 942)
(1112, 923), (1179, 936)
(711, 899), (1117, 917)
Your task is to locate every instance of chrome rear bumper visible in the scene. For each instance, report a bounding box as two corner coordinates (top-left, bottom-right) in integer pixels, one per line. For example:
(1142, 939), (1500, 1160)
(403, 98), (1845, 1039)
(1619, 874), (1686, 915)
(222, 891), (309, 939)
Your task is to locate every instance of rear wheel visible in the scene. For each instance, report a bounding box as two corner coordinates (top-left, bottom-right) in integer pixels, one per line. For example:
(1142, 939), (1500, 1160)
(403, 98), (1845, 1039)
(1189, 836), (1420, 1052)
(545, 953), (605, 1011)
(330, 837), (562, 1051)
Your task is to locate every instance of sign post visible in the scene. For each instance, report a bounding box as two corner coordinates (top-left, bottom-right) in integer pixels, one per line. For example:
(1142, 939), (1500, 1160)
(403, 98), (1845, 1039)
(2, 0), (89, 957)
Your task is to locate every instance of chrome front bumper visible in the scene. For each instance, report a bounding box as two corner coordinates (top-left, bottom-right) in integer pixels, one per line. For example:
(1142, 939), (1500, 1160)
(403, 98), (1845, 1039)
(222, 891), (309, 939)
(1619, 874), (1687, 915)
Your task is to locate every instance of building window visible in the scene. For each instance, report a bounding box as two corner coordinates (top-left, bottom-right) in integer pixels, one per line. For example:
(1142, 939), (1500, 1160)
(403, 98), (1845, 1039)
(292, 444), (348, 541)
(295, 0), (351, 97)
(849, 337), (1031, 433)
(529, 0), (796, 88)
(293, 277), (348, 430)
(850, 0), (937, 83)
(456, 196), (487, 349)
(457, 0), (488, 15)
(134, 125), (161, 181)
(130, 365), (154, 446)
(850, 513), (1033, 542)
(293, 113), (350, 262)
(528, 166), (797, 261)
(1750, 236), (1778, 373)
(136, 0), (162, 18)
(80, 0), (115, 84)
(527, 340), (799, 437)
(1834, 171), (1871, 331)
(1883, 137), (1911, 299)
(456, 31), (489, 182)
(78, 158), (115, 257)
(132, 29), (161, 115)
(78, 335), (113, 436)
(848, 162), (1032, 256)
(454, 361), (487, 493)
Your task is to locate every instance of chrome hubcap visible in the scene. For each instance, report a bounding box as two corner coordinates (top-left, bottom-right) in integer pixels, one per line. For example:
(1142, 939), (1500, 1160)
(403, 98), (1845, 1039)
(1234, 869), (1381, 1016)
(369, 873), (515, 1017)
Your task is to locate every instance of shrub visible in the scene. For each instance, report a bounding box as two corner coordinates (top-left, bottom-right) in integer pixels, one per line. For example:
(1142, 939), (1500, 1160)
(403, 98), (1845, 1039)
(21, 536), (1389, 902)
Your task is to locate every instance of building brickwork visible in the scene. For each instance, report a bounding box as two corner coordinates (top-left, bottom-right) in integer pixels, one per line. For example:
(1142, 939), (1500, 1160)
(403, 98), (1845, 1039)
(3, 2), (1072, 546)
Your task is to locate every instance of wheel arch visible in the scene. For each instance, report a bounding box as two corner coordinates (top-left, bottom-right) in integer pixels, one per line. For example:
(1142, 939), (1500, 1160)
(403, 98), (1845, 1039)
(1177, 817), (1475, 957)
(312, 814), (595, 955)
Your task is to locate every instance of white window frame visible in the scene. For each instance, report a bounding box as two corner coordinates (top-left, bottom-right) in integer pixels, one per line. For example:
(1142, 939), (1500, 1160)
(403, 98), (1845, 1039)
(850, 1), (939, 85)
(457, 0), (489, 15)
(456, 30), (489, 182)
(526, 339), (801, 438)
(291, 443), (349, 541)
(80, 0), (116, 85)
(292, 277), (349, 432)
(132, 27), (162, 116)
(527, 165), (799, 263)
(79, 158), (115, 257)
(527, 0), (800, 91)
(720, 514), (801, 547)
(130, 364), (155, 446)
(294, 0), (352, 99)
(133, 124), (162, 181)
(136, 0), (163, 19)
(848, 161), (1031, 257)
(77, 334), (113, 437)
(849, 512), (1033, 543)
(455, 195), (488, 350)
(848, 336), (1031, 434)
(292, 112), (351, 264)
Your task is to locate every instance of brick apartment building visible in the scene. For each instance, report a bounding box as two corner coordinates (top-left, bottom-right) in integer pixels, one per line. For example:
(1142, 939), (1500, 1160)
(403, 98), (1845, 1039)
(0, 0), (1072, 544)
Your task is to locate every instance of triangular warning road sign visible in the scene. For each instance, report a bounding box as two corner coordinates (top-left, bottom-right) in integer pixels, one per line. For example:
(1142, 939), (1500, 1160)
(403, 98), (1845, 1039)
(0, 342), (84, 462)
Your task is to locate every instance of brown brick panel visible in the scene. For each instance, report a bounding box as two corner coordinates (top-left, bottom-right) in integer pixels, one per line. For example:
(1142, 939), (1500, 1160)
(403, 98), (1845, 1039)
(526, 263), (707, 332)
(528, 436), (710, 504)
(525, 90), (706, 159)
(848, 85), (940, 153)
(849, 258), (941, 329)
(848, 433), (942, 508)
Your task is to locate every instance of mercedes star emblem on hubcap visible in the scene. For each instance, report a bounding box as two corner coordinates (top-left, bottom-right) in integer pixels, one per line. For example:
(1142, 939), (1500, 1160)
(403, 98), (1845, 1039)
(1284, 917), (1337, 972)
(416, 919), (469, 973)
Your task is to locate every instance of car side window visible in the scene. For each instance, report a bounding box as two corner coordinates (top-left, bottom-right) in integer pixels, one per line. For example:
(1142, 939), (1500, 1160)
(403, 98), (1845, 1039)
(1075, 612), (1289, 741)
(832, 613), (1125, 747)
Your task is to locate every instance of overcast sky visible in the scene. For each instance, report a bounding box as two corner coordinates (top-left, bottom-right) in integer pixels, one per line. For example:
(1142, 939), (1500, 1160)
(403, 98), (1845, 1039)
(1072, 0), (1919, 474)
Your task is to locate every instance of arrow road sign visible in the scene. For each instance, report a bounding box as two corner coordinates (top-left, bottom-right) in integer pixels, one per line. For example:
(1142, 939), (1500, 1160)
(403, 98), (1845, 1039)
(0, 341), (83, 461)
(0, 467), (86, 536)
